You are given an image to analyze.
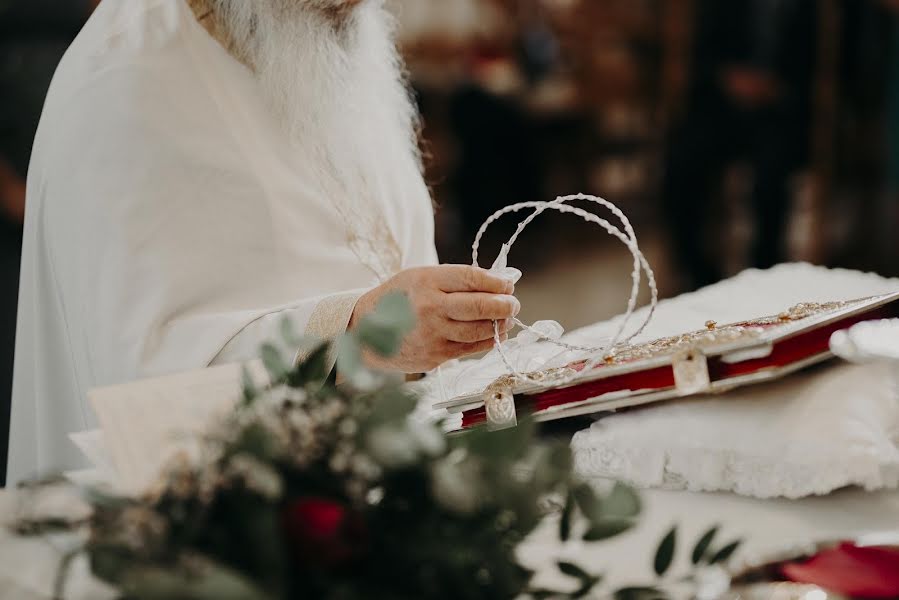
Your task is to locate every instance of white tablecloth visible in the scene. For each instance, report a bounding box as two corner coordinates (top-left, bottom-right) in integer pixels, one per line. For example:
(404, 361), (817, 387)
(3, 487), (899, 599)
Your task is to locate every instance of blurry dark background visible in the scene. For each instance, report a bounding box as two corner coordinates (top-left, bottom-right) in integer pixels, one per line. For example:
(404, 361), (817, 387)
(393, 0), (899, 320)
(1, 0), (899, 483)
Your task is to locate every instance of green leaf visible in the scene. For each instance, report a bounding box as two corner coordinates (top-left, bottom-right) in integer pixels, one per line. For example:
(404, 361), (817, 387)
(355, 322), (401, 357)
(709, 539), (742, 565)
(557, 561), (591, 581)
(559, 491), (574, 542)
(604, 482), (641, 518)
(463, 417), (536, 460)
(278, 315), (302, 350)
(355, 292), (416, 357)
(572, 576), (603, 599)
(360, 388), (418, 427)
(691, 526), (719, 564)
(89, 544), (137, 584)
(292, 342), (332, 385)
(117, 558), (274, 600)
(582, 517), (634, 541)
(614, 586), (665, 600)
(654, 526), (677, 576)
(547, 443), (574, 472)
(335, 334), (364, 379)
(260, 343), (289, 381)
(240, 366), (258, 406)
(368, 291), (416, 331)
(82, 487), (134, 510)
(231, 423), (281, 462)
(12, 516), (88, 537)
(573, 483), (602, 522)
(54, 550), (81, 600)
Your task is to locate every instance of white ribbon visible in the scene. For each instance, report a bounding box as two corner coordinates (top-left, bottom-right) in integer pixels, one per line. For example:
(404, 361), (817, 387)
(471, 193), (658, 385)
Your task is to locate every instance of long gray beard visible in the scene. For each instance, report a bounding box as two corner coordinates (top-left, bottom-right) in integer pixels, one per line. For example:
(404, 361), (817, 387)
(209, 0), (422, 191)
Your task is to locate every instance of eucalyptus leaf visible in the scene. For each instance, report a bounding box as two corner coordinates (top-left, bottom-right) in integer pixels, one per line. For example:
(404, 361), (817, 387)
(355, 321), (403, 357)
(355, 292), (416, 357)
(573, 483), (602, 522)
(278, 315), (302, 350)
(292, 342), (332, 385)
(527, 590), (559, 600)
(709, 539), (742, 565)
(81, 487), (134, 510)
(89, 544), (138, 584)
(54, 550), (81, 600)
(232, 423), (281, 462)
(582, 517), (634, 541)
(573, 576), (603, 599)
(240, 366), (257, 406)
(12, 516), (88, 537)
(614, 586), (666, 600)
(604, 482), (642, 518)
(463, 418), (536, 460)
(654, 526), (677, 576)
(367, 291), (416, 331)
(335, 334), (364, 379)
(691, 526), (719, 564)
(260, 343), (289, 381)
(556, 561), (591, 581)
(117, 559), (273, 600)
(361, 388), (418, 427)
(559, 491), (574, 542)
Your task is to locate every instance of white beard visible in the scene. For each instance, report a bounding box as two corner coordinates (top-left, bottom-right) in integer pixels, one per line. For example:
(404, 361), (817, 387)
(209, 0), (423, 199)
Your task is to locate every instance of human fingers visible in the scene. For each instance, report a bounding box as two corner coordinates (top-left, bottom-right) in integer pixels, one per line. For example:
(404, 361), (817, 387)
(433, 265), (515, 294)
(443, 293), (520, 322)
(443, 318), (513, 343)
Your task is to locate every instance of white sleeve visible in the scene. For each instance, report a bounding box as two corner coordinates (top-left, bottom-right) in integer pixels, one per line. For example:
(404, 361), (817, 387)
(210, 290), (365, 369)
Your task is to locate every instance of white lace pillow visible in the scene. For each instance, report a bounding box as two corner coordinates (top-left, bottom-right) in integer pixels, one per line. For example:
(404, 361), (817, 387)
(571, 361), (899, 499)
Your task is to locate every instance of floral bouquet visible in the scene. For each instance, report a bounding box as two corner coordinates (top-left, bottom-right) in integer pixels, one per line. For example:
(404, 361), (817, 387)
(13, 294), (738, 600)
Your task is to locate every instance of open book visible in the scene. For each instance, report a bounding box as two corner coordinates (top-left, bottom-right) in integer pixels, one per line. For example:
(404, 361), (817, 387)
(436, 292), (899, 430)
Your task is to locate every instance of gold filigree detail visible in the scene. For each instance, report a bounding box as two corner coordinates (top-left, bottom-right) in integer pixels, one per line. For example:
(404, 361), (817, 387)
(482, 367), (578, 401)
(480, 298), (866, 397)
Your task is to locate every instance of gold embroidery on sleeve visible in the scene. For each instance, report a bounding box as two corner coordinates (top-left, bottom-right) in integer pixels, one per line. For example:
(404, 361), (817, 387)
(296, 292), (363, 367)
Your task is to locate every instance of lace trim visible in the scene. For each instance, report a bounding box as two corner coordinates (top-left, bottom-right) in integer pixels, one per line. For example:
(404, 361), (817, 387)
(571, 441), (899, 499)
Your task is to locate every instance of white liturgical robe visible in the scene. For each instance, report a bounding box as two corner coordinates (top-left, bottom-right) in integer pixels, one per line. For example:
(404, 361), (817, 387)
(7, 0), (438, 485)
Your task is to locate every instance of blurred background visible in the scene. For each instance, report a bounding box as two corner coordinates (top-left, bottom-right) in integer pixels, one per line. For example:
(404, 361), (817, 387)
(1, 0), (899, 478)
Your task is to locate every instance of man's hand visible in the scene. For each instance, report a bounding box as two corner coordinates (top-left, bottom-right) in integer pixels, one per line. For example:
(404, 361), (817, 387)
(350, 265), (520, 372)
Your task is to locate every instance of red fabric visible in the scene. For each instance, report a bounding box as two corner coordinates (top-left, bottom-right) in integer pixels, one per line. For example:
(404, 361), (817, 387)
(782, 543), (899, 598)
(709, 308), (892, 380)
(461, 366), (674, 428)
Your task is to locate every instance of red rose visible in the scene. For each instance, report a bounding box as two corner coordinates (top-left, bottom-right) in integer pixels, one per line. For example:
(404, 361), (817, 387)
(283, 498), (366, 567)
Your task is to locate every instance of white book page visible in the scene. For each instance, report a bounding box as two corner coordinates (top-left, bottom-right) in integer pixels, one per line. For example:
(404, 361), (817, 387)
(87, 360), (267, 494)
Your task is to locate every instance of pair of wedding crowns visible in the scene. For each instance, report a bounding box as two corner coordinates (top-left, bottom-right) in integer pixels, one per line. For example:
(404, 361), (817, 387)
(471, 193), (659, 384)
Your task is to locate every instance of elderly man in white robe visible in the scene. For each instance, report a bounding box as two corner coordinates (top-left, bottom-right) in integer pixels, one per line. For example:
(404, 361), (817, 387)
(6, 0), (521, 485)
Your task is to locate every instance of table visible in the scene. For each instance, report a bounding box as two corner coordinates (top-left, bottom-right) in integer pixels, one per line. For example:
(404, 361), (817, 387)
(2, 486), (898, 599)
(522, 487), (899, 593)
